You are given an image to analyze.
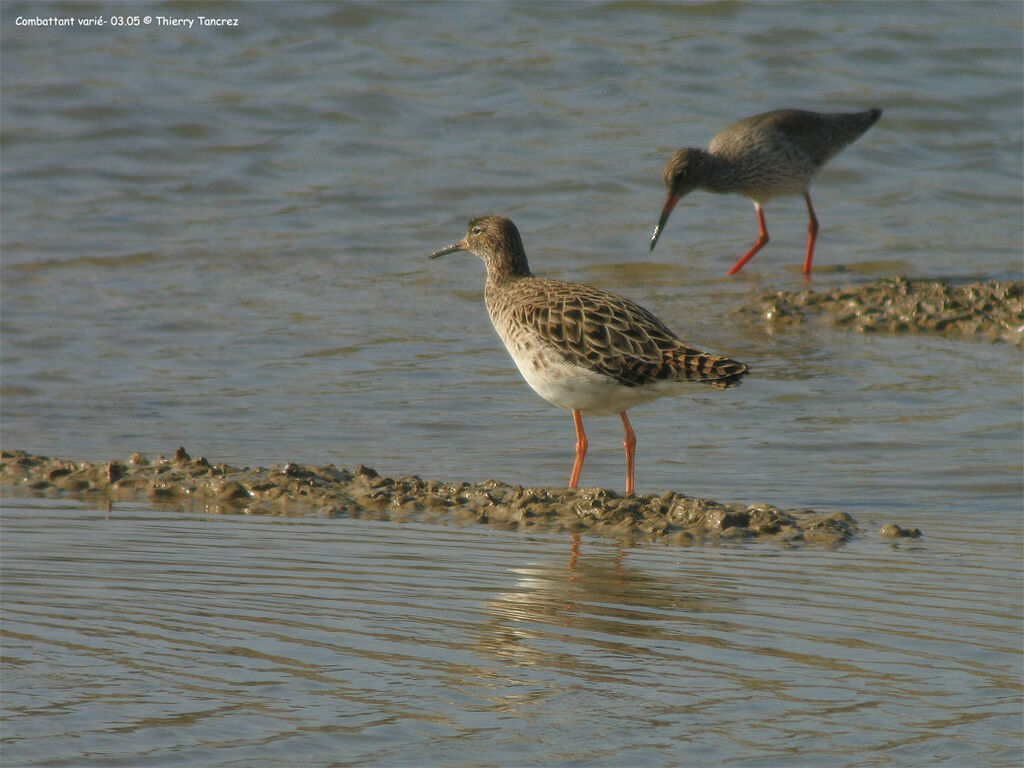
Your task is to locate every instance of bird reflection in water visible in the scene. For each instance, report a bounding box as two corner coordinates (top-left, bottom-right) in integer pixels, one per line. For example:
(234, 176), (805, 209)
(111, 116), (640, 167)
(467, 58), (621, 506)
(475, 534), (734, 672)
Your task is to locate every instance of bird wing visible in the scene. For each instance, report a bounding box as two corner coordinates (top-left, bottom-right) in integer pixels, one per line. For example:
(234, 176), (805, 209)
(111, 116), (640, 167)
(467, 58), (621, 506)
(761, 110), (846, 165)
(715, 109), (876, 167)
(506, 279), (747, 388)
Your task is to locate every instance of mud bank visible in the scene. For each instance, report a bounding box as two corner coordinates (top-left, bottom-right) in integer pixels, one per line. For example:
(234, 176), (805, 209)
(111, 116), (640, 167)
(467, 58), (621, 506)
(0, 448), (899, 547)
(740, 277), (1023, 345)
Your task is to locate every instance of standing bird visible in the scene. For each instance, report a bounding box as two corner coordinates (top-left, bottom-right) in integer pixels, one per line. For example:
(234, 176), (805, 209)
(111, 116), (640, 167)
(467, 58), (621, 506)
(649, 108), (882, 277)
(428, 216), (748, 495)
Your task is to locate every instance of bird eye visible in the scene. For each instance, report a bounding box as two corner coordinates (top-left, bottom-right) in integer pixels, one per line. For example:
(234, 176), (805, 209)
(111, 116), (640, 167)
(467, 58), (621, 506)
(471, 227), (482, 235)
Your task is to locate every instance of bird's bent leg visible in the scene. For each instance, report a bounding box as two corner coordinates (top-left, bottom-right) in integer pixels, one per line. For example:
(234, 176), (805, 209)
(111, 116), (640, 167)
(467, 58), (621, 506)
(620, 412), (637, 496)
(727, 203), (769, 275)
(569, 409), (588, 489)
(802, 191), (819, 278)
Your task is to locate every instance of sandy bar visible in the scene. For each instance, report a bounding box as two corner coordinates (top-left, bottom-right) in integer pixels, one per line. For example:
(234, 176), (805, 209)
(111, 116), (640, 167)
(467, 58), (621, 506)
(1, 448), (927, 547)
(738, 277), (1022, 345)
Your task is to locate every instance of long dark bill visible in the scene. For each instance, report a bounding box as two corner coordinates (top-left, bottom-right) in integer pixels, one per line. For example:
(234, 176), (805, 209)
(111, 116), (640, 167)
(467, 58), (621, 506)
(427, 240), (466, 259)
(649, 192), (679, 251)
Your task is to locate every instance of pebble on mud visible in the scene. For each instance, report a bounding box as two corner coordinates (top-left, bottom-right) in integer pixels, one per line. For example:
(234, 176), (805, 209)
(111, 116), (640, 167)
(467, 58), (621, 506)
(1, 449), (914, 547)
(738, 277), (1023, 346)
(879, 523), (923, 539)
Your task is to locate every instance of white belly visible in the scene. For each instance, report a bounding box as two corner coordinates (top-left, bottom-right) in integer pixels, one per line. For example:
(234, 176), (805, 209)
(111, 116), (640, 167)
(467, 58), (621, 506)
(497, 328), (688, 417)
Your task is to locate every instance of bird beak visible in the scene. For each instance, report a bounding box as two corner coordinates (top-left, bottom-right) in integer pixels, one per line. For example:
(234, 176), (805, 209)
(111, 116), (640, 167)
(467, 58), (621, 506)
(427, 238), (467, 259)
(649, 192), (679, 251)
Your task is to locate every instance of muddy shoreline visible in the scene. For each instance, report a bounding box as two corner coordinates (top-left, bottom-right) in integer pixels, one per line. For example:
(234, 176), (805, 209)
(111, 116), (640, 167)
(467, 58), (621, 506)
(738, 277), (1023, 345)
(0, 448), (923, 547)
(7, 277), (1011, 547)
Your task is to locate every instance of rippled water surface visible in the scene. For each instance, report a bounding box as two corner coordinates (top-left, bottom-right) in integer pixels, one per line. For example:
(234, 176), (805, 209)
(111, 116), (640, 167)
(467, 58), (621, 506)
(3, 497), (1021, 768)
(2, 1), (1022, 766)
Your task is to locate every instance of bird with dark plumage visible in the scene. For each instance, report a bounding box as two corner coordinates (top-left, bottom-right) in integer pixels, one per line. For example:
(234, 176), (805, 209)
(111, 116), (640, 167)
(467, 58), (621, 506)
(429, 215), (748, 495)
(649, 108), (882, 277)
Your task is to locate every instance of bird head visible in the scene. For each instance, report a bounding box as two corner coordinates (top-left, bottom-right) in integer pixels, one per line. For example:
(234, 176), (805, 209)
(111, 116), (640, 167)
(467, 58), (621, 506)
(650, 148), (701, 251)
(427, 216), (530, 280)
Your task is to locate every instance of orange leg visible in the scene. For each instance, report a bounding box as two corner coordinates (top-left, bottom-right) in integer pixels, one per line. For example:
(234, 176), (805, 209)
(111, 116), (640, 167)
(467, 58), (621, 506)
(727, 203), (769, 275)
(803, 191), (819, 278)
(568, 408), (588, 489)
(620, 412), (637, 495)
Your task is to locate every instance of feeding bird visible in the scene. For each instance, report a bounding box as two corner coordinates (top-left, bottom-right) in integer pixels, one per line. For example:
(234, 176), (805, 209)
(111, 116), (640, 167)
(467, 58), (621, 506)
(650, 108), (882, 277)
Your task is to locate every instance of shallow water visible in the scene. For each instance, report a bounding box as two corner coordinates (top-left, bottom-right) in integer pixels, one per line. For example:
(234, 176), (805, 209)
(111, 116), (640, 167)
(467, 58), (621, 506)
(1, 1), (1022, 766)
(3, 497), (1021, 768)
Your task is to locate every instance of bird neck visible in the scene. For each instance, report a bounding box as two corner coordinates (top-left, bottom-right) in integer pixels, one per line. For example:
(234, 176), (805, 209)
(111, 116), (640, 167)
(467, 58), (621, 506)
(693, 149), (747, 194)
(483, 249), (532, 286)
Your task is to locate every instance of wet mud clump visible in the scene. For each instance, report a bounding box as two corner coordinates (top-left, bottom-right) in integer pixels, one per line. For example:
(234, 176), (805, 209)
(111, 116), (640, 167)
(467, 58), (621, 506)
(1, 448), (871, 547)
(741, 277), (1023, 345)
(879, 523), (923, 539)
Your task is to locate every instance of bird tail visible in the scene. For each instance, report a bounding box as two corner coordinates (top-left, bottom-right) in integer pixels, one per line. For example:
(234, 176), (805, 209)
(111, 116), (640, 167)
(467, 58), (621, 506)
(832, 108), (882, 148)
(665, 346), (749, 389)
